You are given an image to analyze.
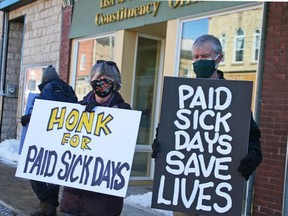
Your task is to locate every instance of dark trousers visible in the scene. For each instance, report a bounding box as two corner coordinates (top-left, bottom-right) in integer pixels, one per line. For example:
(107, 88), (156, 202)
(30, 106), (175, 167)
(30, 180), (60, 207)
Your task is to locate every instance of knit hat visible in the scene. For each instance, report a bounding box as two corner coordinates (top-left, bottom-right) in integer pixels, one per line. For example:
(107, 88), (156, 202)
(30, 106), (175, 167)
(42, 65), (59, 82)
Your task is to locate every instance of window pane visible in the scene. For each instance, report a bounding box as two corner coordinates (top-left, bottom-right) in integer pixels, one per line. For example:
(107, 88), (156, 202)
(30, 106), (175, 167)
(131, 152), (152, 177)
(133, 37), (160, 146)
(236, 50), (243, 61)
(179, 7), (262, 112)
(236, 38), (244, 49)
(75, 36), (114, 100)
(237, 29), (244, 36)
(220, 33), (226, 63)
(253, 30), (260, 61)
(179, 19), (209, 77)
(23, 67), (43, 114)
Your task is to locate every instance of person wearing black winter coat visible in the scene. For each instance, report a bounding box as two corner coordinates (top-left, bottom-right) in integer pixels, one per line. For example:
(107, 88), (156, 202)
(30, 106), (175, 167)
(60, 60), (131, 216)
(151, 35), (262, 216)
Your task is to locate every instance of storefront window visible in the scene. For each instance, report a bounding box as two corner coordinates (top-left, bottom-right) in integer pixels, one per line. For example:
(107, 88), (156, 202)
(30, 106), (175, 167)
(131, 152), (152, 177)
(179, 19), (208, 78)
(178, 7), (263, 110)
(131, 35), (162, 178)
(133, 36), (160, 146)
(22, 67), (44, 114)
(74, 35), (115, 100)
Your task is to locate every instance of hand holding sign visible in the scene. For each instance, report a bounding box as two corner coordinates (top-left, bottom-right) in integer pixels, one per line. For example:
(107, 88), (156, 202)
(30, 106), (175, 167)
(238, 152), (258, 180)
(151, 125), (160, 159)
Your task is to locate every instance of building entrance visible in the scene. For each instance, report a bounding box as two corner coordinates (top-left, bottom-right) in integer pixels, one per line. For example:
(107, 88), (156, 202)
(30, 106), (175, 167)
(130, 34), (164, 180)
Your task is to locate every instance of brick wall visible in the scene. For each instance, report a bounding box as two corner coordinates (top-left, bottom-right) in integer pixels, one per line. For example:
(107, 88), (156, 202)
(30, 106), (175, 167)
(5, 0), (64, 139)
(253, 2), (288, 215)
(1, 21), (23, 140)
(59, 5), (72, 82)
(9, 0), (63, 67)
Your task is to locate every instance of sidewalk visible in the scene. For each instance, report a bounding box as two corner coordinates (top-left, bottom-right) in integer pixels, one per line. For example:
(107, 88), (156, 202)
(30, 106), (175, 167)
(0, 162), (169, 216)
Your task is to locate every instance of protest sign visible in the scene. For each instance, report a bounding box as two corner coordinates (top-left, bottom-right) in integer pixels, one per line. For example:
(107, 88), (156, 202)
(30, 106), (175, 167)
(151, 77), (252, 215)
(19, 93), (38, 154)
(16, 99), (141, 198)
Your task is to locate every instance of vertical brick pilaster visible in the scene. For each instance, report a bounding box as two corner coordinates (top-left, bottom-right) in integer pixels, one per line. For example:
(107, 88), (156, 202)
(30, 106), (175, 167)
(253, 2), (288, 216)
(59, 5), (73, 82)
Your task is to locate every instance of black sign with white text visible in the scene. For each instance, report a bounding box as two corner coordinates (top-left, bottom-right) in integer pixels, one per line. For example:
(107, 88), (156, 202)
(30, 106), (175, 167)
(151, 77), (252, 215)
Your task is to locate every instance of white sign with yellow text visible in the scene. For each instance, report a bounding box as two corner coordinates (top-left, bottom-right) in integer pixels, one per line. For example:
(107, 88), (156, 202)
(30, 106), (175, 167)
(16, 99), (141, 197)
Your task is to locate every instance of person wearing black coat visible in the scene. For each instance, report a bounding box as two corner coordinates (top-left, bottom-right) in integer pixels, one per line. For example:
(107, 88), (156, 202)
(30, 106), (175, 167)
(60, 60), (131, 216)
(151, 34), (262, 216)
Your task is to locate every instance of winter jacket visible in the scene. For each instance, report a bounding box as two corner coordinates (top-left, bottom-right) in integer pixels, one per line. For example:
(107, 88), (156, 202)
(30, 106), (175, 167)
(79, 90), (131, 109)
(37, 78), (78, 103)
(61, 91), (131, 216)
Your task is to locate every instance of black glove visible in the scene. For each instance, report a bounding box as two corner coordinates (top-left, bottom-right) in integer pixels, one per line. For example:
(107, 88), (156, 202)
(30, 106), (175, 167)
(151, 137), (159, 159)
(80, 100), (100, 112)
(151, 126), (159, 159)
(238, 152), (257, 180)
(21, 114), (31, 126)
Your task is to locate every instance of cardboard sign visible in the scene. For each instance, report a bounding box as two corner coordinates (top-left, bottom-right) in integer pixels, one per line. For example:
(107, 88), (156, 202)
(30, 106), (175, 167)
(19, 93), (38, 154)
(16, 99), (141, 198)
(152, 77), (252, 215)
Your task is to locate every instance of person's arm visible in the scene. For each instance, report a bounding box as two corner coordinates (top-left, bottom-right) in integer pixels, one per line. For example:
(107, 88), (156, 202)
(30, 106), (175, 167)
(238, 114), (262, 180)
(248, 116), (262, 166)
(20, 95), (39, 126)
(151, 124), (159, 159)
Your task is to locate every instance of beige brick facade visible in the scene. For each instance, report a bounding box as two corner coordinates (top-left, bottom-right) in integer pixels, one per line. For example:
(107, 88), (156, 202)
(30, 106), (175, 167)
(0, 0), (63, 140)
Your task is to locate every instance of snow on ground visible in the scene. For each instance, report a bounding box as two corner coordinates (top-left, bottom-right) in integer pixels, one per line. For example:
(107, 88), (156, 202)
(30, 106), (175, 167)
(0, 139), (173, 216)
(0, 139), (19, 166)
(125, 192), (172, 216)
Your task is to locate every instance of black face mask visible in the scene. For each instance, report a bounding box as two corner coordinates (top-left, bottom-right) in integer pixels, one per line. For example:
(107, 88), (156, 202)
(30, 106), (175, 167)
(193, 59), (217, 78)
(91, 78), (114, 98)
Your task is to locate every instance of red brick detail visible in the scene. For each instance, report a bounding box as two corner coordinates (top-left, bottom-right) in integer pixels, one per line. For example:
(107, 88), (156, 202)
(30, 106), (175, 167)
(253, 2), (288, 216)
(59, 6), (73, 82)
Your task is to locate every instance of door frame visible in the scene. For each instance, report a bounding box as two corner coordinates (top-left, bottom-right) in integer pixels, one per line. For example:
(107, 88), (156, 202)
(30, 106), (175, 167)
(130, 33), (165, 180)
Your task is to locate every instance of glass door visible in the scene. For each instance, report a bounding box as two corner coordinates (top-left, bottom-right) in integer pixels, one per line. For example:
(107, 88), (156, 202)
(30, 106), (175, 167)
(131, 34), (163, 179)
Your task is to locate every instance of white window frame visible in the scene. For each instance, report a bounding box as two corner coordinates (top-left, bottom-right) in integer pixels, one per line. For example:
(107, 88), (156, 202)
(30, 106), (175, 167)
(80, 54), (86, 70)
(233, 28), (245, 63)
(220, 32), (226, 64)
(252, 28), (261, 62)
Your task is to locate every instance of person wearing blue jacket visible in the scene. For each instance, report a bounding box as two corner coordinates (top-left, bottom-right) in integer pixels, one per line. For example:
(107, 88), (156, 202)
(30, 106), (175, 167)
(21, 65), (78, 216)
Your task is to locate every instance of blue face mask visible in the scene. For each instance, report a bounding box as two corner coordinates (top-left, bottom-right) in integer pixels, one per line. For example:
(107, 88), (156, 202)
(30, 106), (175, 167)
(193, 59), (217, 78)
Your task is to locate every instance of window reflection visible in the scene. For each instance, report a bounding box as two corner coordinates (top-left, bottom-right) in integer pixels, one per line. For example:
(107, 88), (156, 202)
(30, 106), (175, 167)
(179, 19), (208, 78)
(234, 28), (245, 62)
(220, 33), (226, 63)
(134, 37), (160, 147)
(75, 35), (115, 100)
(179, 7), (263, 111)
(23, 67), (44, 114)
(253, 29), (261, 62)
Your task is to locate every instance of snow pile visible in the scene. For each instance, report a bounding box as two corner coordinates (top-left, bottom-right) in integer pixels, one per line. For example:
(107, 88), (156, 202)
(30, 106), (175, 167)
(125, 192), (173, 216)
(0, 139), (19, 166)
